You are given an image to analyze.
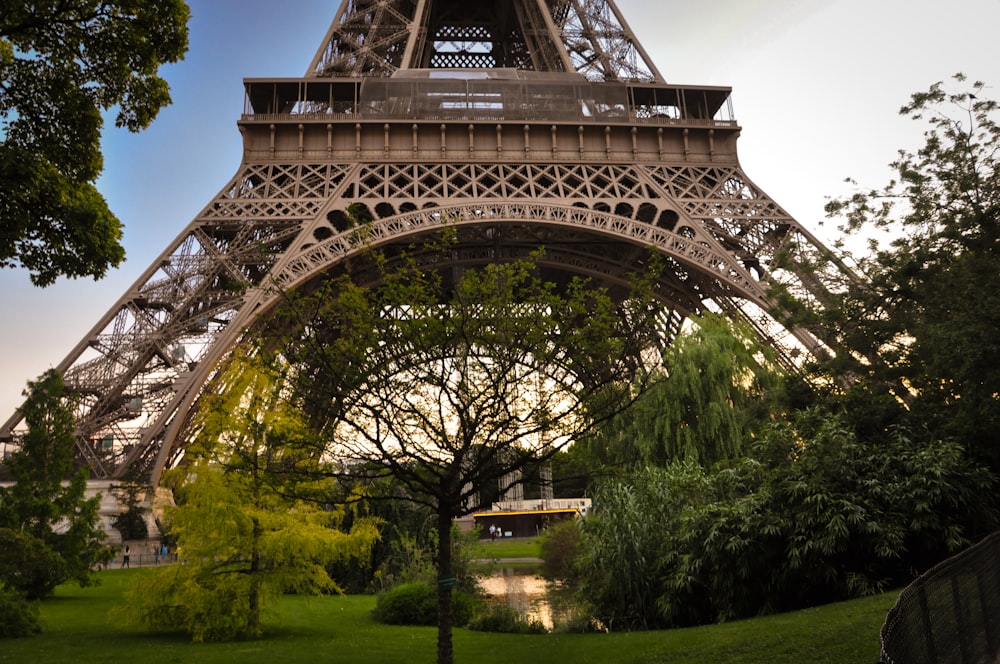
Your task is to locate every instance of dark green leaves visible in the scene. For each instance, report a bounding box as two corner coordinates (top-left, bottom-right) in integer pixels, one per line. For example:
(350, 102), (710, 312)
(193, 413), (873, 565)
(0, 1), (189, 285)
(578, 412), (997, 629)
(0, 370), (111, 600)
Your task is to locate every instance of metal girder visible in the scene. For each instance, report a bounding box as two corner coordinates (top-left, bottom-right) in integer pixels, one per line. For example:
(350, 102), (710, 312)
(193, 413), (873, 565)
(308, 0), (660, 82)
(1, 0), (846, 483)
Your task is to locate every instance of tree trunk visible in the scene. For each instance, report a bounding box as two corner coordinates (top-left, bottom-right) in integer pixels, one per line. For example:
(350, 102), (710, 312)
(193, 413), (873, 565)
(249, 515), (261, 635)
(436, 505), (454, 664)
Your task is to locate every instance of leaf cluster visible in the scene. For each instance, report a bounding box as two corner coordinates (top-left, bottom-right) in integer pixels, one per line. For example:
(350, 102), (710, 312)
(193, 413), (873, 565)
(577, 410), (997, 630)
(0, 370), (111, 601)
(372, 581), (477, 627)
(122, 355), (380, 641)
(806, 75), (1000, 470)
(591, 313), (782, 469)
(0, 1), (189, 284)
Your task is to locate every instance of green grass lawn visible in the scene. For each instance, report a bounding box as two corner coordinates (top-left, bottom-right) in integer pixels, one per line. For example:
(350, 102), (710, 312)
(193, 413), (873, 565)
(471, 535), (543, 560)
(0, 568), (897, 663)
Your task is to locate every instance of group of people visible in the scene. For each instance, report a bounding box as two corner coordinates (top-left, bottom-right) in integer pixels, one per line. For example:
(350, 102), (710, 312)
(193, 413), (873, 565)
(117, 542), (171, 568)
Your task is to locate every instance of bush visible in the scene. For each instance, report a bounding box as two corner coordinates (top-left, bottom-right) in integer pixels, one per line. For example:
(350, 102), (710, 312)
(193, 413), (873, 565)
(552, 610), (609, 634)
(468, 601), (547, 634)
(539, 519), (581, 580)
(0, 528), (67, 601)
(112, 508), (148, 542)
(578, 413), (999, 629)
(372, 582), (478, 626)
(373, 582), (436, 625)
(0, 587), (40, 638)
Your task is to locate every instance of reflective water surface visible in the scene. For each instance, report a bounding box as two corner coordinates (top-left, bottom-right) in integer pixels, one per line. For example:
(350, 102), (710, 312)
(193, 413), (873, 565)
(479, 568), (573, 629)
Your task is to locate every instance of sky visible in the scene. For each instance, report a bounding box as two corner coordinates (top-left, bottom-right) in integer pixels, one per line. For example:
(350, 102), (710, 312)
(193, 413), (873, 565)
(2, 0), (999, 421)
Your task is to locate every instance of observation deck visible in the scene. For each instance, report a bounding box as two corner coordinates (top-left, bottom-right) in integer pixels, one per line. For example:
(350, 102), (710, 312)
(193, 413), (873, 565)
(239, 69), (738, 164)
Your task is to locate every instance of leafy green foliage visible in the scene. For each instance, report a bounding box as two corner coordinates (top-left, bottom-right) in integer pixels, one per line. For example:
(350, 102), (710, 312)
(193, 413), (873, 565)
(110, 481), (149, 542)
(110, 510), (147, 542)
(0, 527), (67, 601)
(467, 601), (547, 634)
(538, 519), (582, 581)
(578, 411), (997, 629)
(373, 582), (439, 625)
(0, 370), (111, 600)
(806, 75), (1000, 472)
(268, 244), (660, 663)
(0, 1), (189, 285)
(370, 528), (438, 590)
(122, 356), (380, 642)
(0, 583), (40, 638)
(576, 465), (698, 629)
(372, 582), (477, 627)
(585, 313), (782, 469)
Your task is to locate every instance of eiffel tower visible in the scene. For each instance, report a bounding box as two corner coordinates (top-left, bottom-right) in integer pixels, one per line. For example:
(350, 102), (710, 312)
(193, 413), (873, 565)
(1, 0), (843, 484)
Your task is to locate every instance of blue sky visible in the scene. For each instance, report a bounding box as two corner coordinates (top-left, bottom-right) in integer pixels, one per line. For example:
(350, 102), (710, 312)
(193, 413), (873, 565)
(2, 0), (999, 419)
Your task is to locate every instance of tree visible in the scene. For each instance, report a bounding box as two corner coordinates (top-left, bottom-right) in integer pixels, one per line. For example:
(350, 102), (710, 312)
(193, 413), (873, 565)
(588, 313), (783, 469)
(123, 354), (380, 642)
(578, 411), (998, 630)
(807, 75), (1000, 471)
(0, 370), (111, 600)
(0, 1), (189, 285)
(268, 248), (659, 664)
(110, 480), (149, 542)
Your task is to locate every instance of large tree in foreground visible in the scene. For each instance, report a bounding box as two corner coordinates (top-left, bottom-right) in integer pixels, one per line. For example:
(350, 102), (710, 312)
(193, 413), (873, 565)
(268, 247), (660, 664)
(807, 75), (1000, 472)
(0, 1), (189, 285)
(124, 356), (380, 642)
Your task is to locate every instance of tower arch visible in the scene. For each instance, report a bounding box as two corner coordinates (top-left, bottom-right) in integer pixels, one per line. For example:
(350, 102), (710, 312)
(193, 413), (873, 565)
(0, 0), (845, 483)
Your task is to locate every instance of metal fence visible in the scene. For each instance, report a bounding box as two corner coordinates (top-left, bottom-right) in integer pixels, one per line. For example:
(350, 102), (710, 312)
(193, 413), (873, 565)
(880, 531), (1000, 664)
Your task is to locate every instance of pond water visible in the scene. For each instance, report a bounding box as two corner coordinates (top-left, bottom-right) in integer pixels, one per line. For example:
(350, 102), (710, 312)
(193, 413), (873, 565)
(479, 568), (574, 630)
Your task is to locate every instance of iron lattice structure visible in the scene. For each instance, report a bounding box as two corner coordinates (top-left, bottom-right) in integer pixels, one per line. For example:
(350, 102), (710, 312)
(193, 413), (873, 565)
(0, 0), (845, 483)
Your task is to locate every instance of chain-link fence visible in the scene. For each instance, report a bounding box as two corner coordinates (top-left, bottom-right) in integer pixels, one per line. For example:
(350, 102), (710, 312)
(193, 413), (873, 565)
(880, 531), (1000, 664)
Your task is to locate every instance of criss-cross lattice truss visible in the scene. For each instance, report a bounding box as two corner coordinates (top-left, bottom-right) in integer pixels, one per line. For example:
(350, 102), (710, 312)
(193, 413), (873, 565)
(309, 0), (661, 81)
(0, 0), (847, 483)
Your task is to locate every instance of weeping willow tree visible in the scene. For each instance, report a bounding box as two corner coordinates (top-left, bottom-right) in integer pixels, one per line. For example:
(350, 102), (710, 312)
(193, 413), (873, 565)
(593, 313), (783, 468)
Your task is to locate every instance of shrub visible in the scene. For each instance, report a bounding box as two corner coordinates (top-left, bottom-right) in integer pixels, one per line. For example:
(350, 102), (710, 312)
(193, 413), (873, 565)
(111, 507), (148, 542)
(372, 582), (477, 626)
(551, 604), (609, 634)
(539, 519), (581, 580)
(0, 528), (67, 601)
(578, 412), (999, 630)
(0, 586), (40, 638)
(373, 582), (437, 625)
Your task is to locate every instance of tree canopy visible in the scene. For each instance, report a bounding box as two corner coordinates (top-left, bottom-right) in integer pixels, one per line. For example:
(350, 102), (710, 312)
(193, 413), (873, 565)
(588, 313), (783, 469)
(124, 354), (379, 642)
(0, 1), (189, 285)
(572, 76), (1000, 632)
(808, 75), (1000, 471)
(264, 246), (660, 663)
(577, 412), (997, 630)
(0, 370), (110, 601)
